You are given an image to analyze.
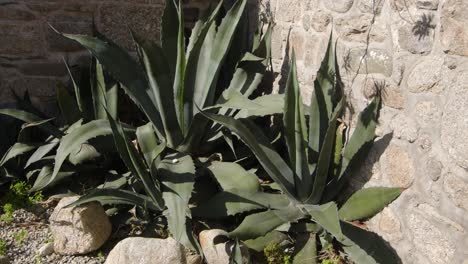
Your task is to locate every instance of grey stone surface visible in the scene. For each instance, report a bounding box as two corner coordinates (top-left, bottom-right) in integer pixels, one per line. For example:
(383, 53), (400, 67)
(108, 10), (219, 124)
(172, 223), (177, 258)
(50, 196), (112, 255)
(347, 48), (393, 76)
(326, 0), (354, 13)
(441, 0), (468, 56)
(382, 144), (414, 188)
(199, 229), (250, 264)
(407, 56), (445, 93)
(104, 237), (199, 264)
(37, 242), (55, 256)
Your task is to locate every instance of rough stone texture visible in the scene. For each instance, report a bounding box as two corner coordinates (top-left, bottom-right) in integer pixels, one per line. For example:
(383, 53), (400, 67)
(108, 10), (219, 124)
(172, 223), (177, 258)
(407, 210), (456, 264)
(397, 18), (435, 54)
(443, 173), (468, 211)
(382, 144), (414, 188)
(199, 229), (250, 264)
(440, 0), (468, 56)
(49, 196), (112, 255)
(390, 114), (419, 143)
(104, 237), (200, 264)
(37, 242), (55, 256)
(326, 0), (354, 13)
(347, 48), (393, 77)
(407, 57), (445, 93)
(440, 62), (468, 169)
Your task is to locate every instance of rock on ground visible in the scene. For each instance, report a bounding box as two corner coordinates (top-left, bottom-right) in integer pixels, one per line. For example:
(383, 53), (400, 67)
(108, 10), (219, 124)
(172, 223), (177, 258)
(199, 229), (250, 264)
(104, 237), (201, 264)
(49, 196), (112, 255)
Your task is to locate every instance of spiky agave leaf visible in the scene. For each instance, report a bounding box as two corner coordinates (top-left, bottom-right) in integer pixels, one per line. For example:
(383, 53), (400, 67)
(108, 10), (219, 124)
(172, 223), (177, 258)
(338, 187), (402, 221)
(159, 153), (199, 252)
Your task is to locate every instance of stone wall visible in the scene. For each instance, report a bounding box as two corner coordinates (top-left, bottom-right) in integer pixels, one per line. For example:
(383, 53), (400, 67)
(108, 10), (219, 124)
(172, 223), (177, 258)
(0, 0), (210, 116)
(261, 0), (467, 263)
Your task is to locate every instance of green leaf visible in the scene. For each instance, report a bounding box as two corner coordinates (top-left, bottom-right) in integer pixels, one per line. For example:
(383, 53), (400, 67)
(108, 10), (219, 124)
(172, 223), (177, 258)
(229, 239), (243, 264)
(63, 59), (84, 113)
(339, 221), (400, 264)
(50, 120), (116, 186)
(107, 112), (165, 209)
(308, 34), (336, 162)
(306, 98), (344, 204)
(65, 188), (161, 211)
(339, 187), (402, 221)
(315, 33), (335, 118)
(59, 30), (166, 139)
(68, 143), (101, 165)
(303, 202), (343, 240)
(106, 83), (119, 120)
(202, 112), (296, 199)
(192, 190), (289, 219)
(283, 52), (310, 201)
(229, 207), (303, 241)
(244, 231), (288, 252)
(324, 95), (381, 201)
(56, 83), (81, 124)
(0, 109), (63, 138)
(215, 91), (284, 119)
(159, 153), (199, 252)
(173, 0), (186, 133)
(183, 0), (246, 130)
(208, 162), (260, 192)
(25, 138), (59, 168)
(0, 143), (38, 166)
(161, 0), (180, 81)
(30, 166), (74, 192)
(293, 233), (317, 264)
(133, 33), (183, 147)
(90, 60), (107, 120)
(136, 123), (165, 168)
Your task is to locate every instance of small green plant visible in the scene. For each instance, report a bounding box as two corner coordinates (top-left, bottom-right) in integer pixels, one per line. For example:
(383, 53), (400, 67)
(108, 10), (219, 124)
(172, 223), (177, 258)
(0, 203), (14, 223)
(0, 239), (7, 256)
(42, 237), (53, 244)
(264, 243), (292, 264)
(12, 229), (28, 245)
(97, 251), (104, 260)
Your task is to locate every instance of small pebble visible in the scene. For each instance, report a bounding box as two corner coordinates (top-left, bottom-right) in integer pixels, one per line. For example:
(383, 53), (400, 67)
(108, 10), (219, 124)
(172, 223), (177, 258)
(37, 242), (54, 256)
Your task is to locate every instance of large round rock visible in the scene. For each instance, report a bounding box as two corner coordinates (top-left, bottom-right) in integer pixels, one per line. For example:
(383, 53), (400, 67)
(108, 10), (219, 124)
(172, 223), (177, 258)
(104, 237), (201, 264)
(49, 196), (112, 255)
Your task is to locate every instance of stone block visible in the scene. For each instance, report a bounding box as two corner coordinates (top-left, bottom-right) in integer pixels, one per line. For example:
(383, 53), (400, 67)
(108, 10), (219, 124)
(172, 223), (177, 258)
(347, 48), (393, 77)
(382, 144), (414, 188)
(326, 0), (354, 13)
(397, 14), (435, 55)
(390, 114), (419, 143)
(441, 0), (468, 56)
(98, 4), (163, 50)
(407, 56), (445, 93)
(0, 23), (45, 57)
(443, 173), (468, 211)
(0, 3), (36, 21)
(18, 59), (68, 77)
(441, 62), (468, 169)
(416, 0), (439, 10)
(335, 13), (387, 43)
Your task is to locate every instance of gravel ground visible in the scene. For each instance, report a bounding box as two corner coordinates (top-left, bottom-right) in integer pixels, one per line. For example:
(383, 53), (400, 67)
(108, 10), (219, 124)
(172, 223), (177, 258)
(0, 204), (107, 264)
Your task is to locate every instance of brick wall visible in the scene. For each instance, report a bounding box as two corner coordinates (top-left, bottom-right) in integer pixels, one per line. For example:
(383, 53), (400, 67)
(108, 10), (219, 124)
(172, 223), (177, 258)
(0, 0), (212, 116)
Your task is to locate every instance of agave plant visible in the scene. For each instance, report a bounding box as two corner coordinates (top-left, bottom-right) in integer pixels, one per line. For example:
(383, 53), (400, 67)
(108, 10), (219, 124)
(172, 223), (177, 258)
(53, 0), (278, 156)
(60, 0), (279, 254)
(199, 37), (403, 263)
(0, 58), (122, 191)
